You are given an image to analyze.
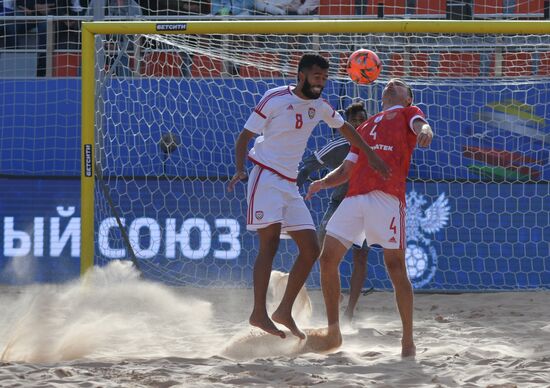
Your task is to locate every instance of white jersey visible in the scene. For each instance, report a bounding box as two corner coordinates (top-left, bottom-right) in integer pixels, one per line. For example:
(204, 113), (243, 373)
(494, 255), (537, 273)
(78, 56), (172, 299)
(244, 85), (344, 180)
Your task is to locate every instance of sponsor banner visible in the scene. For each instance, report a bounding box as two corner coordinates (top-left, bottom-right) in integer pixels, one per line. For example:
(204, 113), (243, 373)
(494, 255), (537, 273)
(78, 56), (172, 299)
(155, 23), (187, 31)
(84, 144), (92, 177)
(1, 178), (548, 289)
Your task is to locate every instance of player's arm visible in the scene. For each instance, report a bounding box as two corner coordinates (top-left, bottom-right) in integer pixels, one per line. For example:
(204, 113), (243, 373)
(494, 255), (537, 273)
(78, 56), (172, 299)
(297, 154), (324, 187)
(305, 160), (354, 200)
(297, 137), (349, 187)
(315, 137), (350, 167)
(227, 128), (256, 192)
(414, 119), (433, 147)
(337, 121), (390, 179)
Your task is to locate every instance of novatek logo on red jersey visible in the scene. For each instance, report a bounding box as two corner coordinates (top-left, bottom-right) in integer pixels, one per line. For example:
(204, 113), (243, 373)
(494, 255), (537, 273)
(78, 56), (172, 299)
(372, 144), (394, 151)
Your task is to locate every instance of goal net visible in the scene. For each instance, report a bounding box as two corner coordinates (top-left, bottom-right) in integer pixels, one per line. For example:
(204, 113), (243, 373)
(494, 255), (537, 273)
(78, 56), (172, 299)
(82, 21), (550, 290)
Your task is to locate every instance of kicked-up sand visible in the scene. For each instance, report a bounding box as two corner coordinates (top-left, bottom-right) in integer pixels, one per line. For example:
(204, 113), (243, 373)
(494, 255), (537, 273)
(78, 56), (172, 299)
(0, 261), (549, 387)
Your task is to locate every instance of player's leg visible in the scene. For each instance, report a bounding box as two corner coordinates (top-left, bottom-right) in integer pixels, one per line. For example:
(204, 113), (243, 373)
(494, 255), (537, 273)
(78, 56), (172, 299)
(272, 228), (319, 339)
(271, 185), (318, 339)
(319, 196), (366, 347)
(249, 223), (286, 338)
(362, 191), (415, 357)
(343, 244), (369, 323)
(318, 199), (340, 243)
(383, 248), (415, 357)
(317, 200), (343, 294)
(246, 166), (286, 338)
(320, 235), (349, 331)
(301, 234), (349, 353)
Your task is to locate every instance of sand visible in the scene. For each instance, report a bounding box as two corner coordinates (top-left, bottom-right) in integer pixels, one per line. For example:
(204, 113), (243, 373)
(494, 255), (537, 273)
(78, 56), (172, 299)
(1, 261), (549, 387)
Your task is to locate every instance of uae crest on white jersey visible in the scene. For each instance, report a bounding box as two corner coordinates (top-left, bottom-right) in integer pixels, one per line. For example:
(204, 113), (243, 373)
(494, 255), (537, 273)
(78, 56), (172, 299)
(405, 191), (450, 288)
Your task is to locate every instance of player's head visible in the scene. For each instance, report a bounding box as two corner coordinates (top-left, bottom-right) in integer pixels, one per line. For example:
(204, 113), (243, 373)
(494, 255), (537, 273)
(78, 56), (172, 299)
(296, 53), (330, 100)
(382, 78), (413, 108)
(345, 101), (368, 129)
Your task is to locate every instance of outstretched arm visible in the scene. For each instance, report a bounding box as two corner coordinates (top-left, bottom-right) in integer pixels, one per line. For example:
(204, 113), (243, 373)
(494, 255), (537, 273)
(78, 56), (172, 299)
(297, 155), (324, 188)
(305, 160), (354, 200)
(227, 128), (256, 192)
(297, 137), (350, 187)
(336, 122), (390, 179)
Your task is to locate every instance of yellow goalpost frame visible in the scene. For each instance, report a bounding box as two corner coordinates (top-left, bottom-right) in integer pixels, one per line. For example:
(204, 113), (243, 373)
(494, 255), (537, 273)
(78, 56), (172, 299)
(80, 19), (550, 275)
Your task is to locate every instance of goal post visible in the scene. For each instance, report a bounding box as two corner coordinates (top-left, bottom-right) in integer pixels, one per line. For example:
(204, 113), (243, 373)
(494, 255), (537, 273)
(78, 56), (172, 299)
(81, 20), (550, 289)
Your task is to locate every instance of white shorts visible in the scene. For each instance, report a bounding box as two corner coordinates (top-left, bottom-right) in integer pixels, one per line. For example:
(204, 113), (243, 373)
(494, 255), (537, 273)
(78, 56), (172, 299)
(246, 164), (315, 233)
(325, 190), (405, 250)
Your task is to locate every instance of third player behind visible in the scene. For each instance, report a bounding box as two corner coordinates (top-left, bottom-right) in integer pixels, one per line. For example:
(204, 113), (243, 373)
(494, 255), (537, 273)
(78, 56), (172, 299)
(296, 101), (371, 324)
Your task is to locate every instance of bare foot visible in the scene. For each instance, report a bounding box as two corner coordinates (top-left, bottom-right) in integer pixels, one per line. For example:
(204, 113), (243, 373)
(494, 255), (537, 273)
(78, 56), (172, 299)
(342, 309), (353, 326)
(401, 341), (416, 358)
(249, 311), (286, 339)
(302, 326), (342, 353)
(272, 308), (305, 339)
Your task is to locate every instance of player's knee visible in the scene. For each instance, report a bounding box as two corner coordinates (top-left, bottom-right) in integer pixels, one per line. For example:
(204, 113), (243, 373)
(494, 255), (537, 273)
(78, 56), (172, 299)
(385, 259), (407, 278)
(291, 231), (320, 264)
(384, 250), (405, 270)
(319, 250), (339, 270)
(259, 238), (280, 257)
(258, 226), (281, 250)
(302, 239), (321, 261)
(319, 255), (331, 272)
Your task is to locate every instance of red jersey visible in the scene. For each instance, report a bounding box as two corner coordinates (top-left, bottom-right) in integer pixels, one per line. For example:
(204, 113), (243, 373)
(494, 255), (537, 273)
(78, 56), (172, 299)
(346, 105), (427, 203)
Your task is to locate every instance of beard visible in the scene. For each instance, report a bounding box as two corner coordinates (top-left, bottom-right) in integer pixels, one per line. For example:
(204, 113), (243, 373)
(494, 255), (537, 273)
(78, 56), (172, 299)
(302, 78), (323, 99)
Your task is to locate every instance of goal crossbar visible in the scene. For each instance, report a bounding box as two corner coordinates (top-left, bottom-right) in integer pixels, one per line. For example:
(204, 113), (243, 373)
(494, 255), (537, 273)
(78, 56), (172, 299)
(81, 20), (550, 36)
(80, 19), (550, 281)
